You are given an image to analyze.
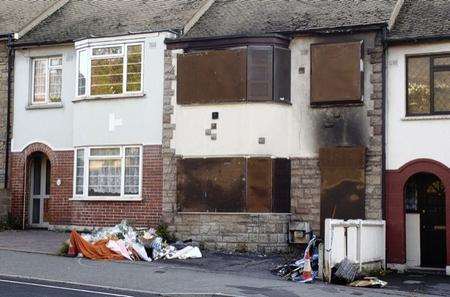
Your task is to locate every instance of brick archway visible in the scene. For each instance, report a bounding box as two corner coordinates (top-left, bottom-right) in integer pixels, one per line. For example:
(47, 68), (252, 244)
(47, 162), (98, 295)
(20, 142), (57, 169)
(9, 142), (57, 228)
(386, 159), (450, 266)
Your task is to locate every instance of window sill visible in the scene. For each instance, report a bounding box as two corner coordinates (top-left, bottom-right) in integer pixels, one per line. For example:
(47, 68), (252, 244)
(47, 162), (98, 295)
(177, 212), (292, 215)
(70, 196), (142, 202)
(26, 103), (64, 110)
(402, 114), (450, 121)
(73, 92), (145, 102)
(178, 100), (292, 106)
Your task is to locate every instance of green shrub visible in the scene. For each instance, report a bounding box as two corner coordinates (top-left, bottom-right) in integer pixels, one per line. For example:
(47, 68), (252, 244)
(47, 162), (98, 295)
(0, 213), (21, 231)
(156, 223), (176, 243)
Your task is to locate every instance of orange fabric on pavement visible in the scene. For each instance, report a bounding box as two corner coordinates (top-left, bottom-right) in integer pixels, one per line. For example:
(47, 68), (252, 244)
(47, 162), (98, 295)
(68, 230), (124, 261)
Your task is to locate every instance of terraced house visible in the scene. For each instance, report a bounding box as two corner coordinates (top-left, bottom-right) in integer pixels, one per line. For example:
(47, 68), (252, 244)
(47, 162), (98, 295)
(162, 0), (399, 253)
(0, 0), (69, 220)
(385, 0), (450, 274)
(2, 0), (450, 277)
(7, 0), (209, 228)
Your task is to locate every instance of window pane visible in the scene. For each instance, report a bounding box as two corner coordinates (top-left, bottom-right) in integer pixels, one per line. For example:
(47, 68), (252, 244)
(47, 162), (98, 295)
(93, 46), (122, 56)
(434, 56), (450, 66)
(90, 147), (120, 156)
(33, 59), (47, 103)
(91, 57), (124, 95)
(125, 147), (140, 195)
(49, 57), (62, 67)
(126, 45), (142, 92)
(33, 157), (42, 196)
(434, 71), (450, 112)
(88, 159), (121, 196)
(78, 50), (88, 96)
(76, 149), (84, 195)
(407, 57), (431, 115)
(49, 68), (62, 102)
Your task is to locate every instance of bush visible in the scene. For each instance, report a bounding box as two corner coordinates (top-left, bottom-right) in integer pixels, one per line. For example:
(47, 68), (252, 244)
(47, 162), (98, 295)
(0, 213), (21, 231)
(156, 223), (176, 243)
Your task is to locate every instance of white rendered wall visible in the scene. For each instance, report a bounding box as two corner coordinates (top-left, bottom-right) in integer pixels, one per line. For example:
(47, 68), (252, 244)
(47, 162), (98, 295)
(12, 33), (170, 152)
(174, 103), (299, 157)
(173, 33), (375, 158)
(12, 45), (75, 151)
(386, 42), (450, 170)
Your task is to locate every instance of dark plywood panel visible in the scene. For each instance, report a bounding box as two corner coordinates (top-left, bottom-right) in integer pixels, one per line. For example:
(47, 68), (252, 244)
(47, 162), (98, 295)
(177, 49), (247, 104)
(246, 158), (272, 212)
(273, 47), (291, 102)
(247, 46), (273, 101)
(311, 41), (363, 104)
(177, 158), (245, 212)
(319, 147), (366, 234)
(272, 159), (291, 213)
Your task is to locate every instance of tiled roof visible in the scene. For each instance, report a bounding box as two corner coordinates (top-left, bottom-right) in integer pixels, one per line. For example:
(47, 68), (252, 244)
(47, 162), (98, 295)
(17, 0), (206, 44)
(0, 0), (58, 35)
(186, 0), (397, 38)
(389, 0), (450, 42)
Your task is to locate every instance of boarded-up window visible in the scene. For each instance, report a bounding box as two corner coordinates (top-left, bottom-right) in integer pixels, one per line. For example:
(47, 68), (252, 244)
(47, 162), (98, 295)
(177, 158), (291, 213)
(177, 46), (291, 104)
(247, 46), (273, 101)
(247, 158), (272, 212)
(177, 49), (247, 104)
(273, 47), (291, 102)
(319, 147), (366, 234)
(177, 158), (245, 212)
(311, 41), (364, 104)
(272, 158), (291, 213)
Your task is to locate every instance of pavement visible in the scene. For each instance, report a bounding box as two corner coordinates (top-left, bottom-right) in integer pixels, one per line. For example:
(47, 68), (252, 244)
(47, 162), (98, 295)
(0, 230), (449, 296)
(0, 229), (69, 254)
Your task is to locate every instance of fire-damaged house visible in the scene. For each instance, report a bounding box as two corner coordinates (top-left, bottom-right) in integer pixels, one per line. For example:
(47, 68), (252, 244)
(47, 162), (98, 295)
(162, 0), (400, 253)
(385, 0), (450, 274)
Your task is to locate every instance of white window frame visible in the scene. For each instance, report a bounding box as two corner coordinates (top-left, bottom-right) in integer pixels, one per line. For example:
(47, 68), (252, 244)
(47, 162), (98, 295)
(75, 42), (144, 98)
(31, 56), (63, 104)
(73, 145), (143, 200)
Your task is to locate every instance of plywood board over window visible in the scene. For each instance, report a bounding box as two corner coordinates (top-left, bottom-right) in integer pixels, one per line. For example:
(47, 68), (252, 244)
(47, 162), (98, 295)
(177, 49), (247, 104)
(319, 146), (366, 235)
(177, 46), (291, 104)
(311, 41), (364, 104)
(177, 158), (291, 213)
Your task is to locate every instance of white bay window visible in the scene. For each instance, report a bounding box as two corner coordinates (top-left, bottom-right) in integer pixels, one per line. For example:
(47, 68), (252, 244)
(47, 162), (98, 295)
(74, 146), (142, 199)
(76, 42), (143, 97)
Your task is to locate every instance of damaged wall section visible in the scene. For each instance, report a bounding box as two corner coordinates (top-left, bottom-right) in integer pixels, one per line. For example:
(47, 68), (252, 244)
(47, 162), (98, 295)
(291, 32), (383, 234)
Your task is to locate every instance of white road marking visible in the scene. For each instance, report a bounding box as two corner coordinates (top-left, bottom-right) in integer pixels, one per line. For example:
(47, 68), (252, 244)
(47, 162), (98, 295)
(0, 279), (135, 297)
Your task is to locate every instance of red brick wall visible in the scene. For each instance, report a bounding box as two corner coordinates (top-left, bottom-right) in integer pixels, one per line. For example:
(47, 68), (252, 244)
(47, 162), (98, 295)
(386, 159), (450, 265)
(10, 143), (162, 228)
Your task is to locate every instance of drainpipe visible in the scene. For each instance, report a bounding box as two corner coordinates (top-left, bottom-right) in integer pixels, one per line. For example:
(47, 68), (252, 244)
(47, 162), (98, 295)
(381, 26), (388, 221)
(4, 34), (14, 189)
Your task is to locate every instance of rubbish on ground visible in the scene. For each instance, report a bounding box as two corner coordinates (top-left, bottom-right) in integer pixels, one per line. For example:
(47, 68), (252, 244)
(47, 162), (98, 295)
(65, 220), (202, 262)
(271, 233), (319, 283)
(334, 258), (360, 283)
(68, 230), (124, 261)
(350, 277), (387, 288)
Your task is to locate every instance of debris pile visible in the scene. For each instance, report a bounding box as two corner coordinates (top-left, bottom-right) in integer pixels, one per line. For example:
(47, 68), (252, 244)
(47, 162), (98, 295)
(331, 258), (387, 288)
(66, 220), (202, 262)
(271, 235), (319, 283)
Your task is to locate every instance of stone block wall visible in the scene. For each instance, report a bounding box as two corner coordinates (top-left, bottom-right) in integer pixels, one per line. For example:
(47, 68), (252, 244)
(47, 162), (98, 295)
(174, 213), (290, 253)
